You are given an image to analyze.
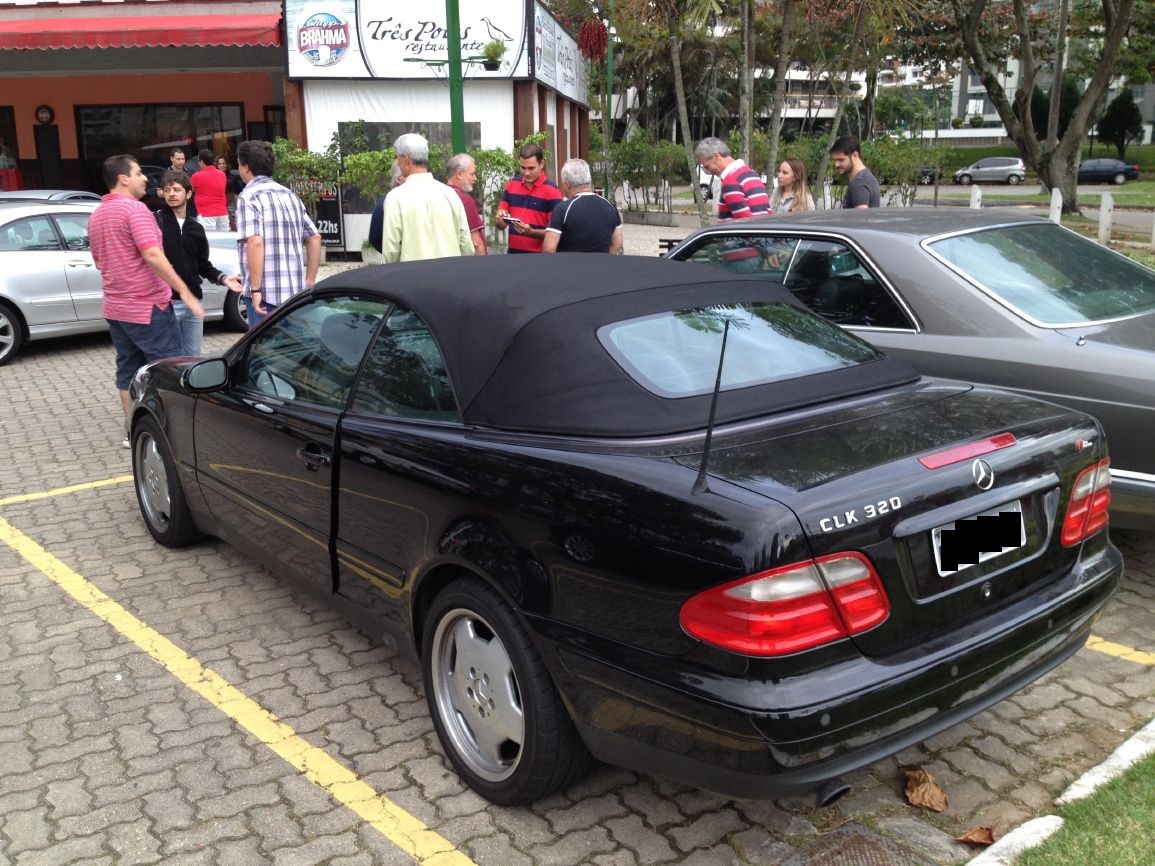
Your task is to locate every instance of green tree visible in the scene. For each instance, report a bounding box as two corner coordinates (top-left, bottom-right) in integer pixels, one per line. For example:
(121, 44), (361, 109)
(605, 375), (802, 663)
(1097, 91), (1145, 160)
(949, 0), (1136, 213)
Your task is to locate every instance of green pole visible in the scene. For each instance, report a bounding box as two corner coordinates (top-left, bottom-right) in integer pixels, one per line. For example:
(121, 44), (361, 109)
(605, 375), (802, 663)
(445, 0), (466, 153)
(602, 1), (614, 196)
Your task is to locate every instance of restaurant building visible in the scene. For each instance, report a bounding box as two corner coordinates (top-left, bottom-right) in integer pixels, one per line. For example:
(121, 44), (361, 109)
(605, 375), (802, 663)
(283, 0), (592, 249)
(0, 0), (286, 191)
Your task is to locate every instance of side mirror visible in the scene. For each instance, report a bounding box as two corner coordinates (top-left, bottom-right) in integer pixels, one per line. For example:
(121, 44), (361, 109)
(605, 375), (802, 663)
(184, 357), (229, 391)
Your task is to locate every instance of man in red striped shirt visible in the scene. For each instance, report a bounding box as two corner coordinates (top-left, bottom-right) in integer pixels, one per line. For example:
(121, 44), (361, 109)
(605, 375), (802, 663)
(695, 137), (769, 222)
(495, 143), (563, 253)
(90, 154), (203, 447)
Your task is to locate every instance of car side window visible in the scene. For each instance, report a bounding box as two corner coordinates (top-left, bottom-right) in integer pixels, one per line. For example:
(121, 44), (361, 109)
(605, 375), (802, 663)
(781, 238), (913, 329)
(235, 296), (388, 408)
(351, 307), (461, 423)
(54, 214), (91, 251)
(0, 217), (60, 252)
(683, 236), (799, 281)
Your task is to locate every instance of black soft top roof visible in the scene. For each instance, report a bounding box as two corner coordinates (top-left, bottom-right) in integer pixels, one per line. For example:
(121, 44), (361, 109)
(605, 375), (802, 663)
(321, 254), (918, 436)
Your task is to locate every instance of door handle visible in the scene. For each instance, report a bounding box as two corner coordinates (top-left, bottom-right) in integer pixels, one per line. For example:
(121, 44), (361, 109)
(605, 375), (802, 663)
(66, 259), (95, 268)
(297, 444), (331, 471)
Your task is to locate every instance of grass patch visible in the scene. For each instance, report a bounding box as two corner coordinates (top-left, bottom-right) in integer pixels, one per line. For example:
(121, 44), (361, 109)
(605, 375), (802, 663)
(1015, 750), (1155, 866)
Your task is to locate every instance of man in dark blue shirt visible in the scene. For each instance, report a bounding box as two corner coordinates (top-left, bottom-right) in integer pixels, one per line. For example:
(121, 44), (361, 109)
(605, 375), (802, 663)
(542, 159), (623, 254)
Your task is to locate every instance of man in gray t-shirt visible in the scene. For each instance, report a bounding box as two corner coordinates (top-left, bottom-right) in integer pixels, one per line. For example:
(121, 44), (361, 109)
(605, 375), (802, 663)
(830, 135), (880, 209)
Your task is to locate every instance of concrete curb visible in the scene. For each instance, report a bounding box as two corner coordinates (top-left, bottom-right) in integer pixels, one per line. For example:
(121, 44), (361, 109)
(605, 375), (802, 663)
(1057, 714), (1155, 804)
(964, 816), (1063, 866)
(964, 714), (1155, 865)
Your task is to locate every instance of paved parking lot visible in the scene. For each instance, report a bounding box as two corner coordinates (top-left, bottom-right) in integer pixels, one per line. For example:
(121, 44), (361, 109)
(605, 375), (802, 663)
(2, 312), (1153, 866)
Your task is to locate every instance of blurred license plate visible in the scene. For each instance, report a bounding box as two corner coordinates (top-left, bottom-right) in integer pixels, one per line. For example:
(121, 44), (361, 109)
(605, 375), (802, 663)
(932, 500), (1025, 576)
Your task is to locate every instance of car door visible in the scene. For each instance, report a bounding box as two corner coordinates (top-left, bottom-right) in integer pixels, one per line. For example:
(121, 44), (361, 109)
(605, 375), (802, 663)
(679, 232), (917, 331)
(193, 294), (389, 596)
(334, 305), (468, 618)
(51, 211), (104, 322)
(0, 214), (78, 325)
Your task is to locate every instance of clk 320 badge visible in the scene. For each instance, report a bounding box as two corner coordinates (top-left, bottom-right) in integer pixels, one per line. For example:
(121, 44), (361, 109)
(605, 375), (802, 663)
(819, 496), (903, 532)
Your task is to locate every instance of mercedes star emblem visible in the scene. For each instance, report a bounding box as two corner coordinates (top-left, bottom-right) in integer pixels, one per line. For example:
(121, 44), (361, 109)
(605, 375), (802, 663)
(972, 458), (995, 490)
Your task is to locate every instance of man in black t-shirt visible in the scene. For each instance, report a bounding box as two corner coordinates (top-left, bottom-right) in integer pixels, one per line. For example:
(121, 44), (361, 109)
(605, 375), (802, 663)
(543, 158), (624, 254)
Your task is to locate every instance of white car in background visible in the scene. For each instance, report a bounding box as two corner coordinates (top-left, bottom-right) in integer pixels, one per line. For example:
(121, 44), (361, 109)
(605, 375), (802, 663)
(0, 199), (245, 366)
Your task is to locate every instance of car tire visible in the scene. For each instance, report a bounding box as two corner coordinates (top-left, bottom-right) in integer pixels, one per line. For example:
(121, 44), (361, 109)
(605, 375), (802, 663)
(223, 290), (248, 332)
(957, 174), (973, 186)
(700, 184), (713, 201)
(132, 416), (204, 548)
(919, 174), (933, 185)
(0, 300), (23, 367)
(1113, 173), (1126, 185)
(423, 576), (591, 805)
(1007, 174), (1021, 185)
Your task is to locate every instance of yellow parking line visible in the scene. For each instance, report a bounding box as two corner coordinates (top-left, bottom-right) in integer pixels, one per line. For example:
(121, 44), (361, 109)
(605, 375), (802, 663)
(0, 515), (475, 866)
(0, 475), (134, 507)
(1085, 635), (1155, 667)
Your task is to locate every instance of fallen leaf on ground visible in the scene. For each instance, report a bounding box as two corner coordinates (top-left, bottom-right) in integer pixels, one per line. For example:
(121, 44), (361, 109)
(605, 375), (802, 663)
(956, 826), (996, 846)
(903, 766), (949, 812)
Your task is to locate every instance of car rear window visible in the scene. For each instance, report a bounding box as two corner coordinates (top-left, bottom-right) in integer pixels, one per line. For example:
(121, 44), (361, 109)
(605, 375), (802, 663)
(926, 223), (1155, 325)
(598, 302), (881, 398)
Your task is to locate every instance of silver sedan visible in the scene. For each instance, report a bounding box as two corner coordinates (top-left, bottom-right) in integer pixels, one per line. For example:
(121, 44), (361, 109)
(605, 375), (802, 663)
(0, 200), (246, 365)
(666, 208), (1155, 530)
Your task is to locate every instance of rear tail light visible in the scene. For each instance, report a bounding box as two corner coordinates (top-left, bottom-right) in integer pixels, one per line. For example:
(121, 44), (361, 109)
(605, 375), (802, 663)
(1060, 458), (1111, 546)
(679, 552), (889, 656)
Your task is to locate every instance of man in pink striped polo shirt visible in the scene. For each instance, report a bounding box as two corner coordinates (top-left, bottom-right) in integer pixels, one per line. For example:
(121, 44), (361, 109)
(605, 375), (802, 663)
(694, 137), (770, 222)
(89, 154), (204, 448)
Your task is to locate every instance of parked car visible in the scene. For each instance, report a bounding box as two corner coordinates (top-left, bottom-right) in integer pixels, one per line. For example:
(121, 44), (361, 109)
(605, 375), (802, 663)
(1077, 158), (1140, 185)
(129, 254), (1121, 806)
(0, 200), (246, 365)
(665, 208), (1155, 529)
(697, 164), (721, 200)
(918, 165), (943, 184)
(953, 156), (1027, 185)
(0, 189), (102, 202)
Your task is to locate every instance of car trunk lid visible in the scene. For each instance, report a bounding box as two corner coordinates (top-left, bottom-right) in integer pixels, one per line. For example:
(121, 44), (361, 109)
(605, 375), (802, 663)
(676, 382), (1105, 658)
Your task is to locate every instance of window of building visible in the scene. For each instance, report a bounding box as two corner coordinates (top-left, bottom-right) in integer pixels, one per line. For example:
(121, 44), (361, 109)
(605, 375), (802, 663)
(77, 103), (245, 192)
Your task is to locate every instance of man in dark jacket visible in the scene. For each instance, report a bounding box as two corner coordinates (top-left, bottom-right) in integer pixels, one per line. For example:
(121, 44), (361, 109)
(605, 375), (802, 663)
(156, 170), (242, 355)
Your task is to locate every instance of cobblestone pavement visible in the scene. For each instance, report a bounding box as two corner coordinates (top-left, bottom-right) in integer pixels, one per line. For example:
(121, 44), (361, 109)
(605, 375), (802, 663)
(1, 273), (1153, 865)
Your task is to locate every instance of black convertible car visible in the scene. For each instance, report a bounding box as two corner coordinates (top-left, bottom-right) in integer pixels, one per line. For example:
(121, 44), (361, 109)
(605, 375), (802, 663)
(130, 255), (1122, 805)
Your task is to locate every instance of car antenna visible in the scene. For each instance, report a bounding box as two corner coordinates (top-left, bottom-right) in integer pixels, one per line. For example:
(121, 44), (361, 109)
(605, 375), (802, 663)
(693, 316), (732, 495)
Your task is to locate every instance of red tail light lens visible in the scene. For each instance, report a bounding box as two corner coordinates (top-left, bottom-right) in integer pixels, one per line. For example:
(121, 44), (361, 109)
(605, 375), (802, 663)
(679, 552), (889, 656)
(1061, 458), (1111, 546)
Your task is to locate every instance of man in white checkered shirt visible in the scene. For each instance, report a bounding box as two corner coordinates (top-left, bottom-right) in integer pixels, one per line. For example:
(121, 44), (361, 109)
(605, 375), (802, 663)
(236, 140), (322, 327)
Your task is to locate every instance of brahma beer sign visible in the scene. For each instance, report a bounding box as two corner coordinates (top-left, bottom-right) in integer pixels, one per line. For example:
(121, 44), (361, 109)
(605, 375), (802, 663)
(285, 0), (530, 80)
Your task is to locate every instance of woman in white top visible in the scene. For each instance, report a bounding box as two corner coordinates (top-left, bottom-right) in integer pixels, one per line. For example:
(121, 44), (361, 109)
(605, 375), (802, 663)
(770, 157), (815, 213)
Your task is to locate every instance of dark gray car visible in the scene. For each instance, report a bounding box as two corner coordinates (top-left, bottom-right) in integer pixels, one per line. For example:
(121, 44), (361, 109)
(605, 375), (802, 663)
(666, 209), (1155, 529)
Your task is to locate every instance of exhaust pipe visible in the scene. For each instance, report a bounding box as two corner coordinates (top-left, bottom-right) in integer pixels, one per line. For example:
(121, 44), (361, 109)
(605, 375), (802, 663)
(813, 777), (851, 808)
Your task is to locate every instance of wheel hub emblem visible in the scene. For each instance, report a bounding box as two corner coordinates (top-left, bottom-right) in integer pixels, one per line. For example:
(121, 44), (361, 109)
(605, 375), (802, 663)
(466, 667), (496, 717)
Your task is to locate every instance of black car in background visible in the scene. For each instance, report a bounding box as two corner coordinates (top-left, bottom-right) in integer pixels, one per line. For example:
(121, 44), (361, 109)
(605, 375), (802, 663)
(130, 256), (1122, 805)
(1077, 158), (1140, 184)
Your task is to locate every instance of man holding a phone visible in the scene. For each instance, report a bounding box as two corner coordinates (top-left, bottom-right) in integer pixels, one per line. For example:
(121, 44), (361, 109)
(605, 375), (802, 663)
(495, 143), (563, 253)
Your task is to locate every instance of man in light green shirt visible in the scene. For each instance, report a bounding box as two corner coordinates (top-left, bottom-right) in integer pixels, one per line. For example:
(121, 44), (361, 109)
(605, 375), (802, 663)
(382, 133), (474, 263)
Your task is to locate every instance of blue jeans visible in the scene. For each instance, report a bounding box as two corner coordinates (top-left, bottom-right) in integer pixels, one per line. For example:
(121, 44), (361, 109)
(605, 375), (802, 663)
(172, 299), (203, 357)
(107, 305), (182, 389)
(244, 295), (278, 329)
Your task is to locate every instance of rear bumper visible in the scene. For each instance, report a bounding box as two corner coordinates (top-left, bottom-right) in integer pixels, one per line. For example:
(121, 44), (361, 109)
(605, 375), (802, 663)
(551, 542), (1122, 799)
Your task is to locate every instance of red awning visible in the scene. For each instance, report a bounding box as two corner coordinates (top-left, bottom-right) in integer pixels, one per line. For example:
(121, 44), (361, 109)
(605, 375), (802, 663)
(0, 14), (281, 50)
